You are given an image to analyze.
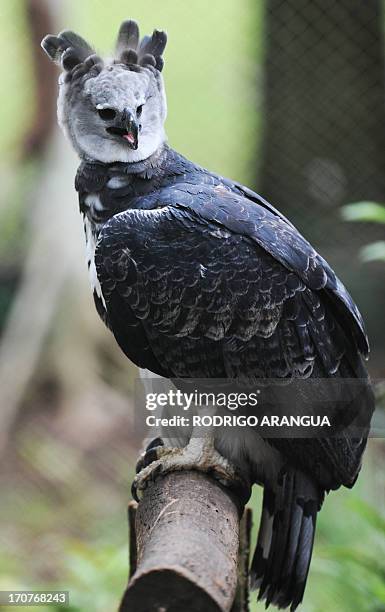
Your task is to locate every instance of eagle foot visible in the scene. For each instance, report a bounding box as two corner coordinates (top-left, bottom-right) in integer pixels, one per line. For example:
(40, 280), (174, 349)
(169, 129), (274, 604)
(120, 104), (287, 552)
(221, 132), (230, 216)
(131, 434), (250, 504)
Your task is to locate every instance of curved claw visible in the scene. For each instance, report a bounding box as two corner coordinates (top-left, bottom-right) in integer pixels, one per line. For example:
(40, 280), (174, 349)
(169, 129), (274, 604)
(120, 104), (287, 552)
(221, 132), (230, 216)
(132, 461), (163, 502)
(131, 479), (140, 503)
(135, 437), (165, 474)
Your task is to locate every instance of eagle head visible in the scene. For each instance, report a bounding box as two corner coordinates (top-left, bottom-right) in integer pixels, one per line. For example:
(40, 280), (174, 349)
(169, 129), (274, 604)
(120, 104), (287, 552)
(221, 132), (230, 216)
(41, 20), (168, 164)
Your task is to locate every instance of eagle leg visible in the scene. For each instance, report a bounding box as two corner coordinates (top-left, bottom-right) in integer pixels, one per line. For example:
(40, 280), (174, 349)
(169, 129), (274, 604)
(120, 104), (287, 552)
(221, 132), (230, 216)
(131, 433), (250, 504)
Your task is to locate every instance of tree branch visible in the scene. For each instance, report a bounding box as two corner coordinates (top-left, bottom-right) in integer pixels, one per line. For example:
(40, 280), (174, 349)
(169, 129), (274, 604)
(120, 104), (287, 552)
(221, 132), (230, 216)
(120, 471), (246, 612)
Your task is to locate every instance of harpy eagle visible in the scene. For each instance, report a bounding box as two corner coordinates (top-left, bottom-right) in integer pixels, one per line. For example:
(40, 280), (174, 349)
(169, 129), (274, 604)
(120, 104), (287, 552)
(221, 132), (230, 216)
(42, 21), (374, 610)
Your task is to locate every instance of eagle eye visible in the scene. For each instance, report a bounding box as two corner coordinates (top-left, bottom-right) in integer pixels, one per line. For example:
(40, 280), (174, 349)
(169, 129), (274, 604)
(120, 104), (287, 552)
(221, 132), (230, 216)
(97, 107), (117, 121)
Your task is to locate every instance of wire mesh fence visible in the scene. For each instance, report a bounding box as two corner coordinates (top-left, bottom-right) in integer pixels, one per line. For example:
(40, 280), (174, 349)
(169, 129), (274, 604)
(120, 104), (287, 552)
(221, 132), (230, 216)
(256, 0), (385, 364)
(259, 0), (385, 247)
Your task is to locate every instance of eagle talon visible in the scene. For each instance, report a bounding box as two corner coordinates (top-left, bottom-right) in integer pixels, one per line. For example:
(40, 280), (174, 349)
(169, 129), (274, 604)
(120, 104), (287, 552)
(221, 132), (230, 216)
(131, 479), (140, 503)
(135, 437), (165, 473)
(132, 437), (251, 506)
(145, 437), (165, 452)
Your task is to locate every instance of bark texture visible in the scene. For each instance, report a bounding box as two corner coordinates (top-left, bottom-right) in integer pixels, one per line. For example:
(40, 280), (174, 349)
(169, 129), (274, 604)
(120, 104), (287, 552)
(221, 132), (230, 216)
(120, 471), (242, 612)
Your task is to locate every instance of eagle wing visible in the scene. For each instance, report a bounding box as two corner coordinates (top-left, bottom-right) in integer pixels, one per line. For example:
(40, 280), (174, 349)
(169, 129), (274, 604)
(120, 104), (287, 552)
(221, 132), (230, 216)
(95, 183), (373, 489)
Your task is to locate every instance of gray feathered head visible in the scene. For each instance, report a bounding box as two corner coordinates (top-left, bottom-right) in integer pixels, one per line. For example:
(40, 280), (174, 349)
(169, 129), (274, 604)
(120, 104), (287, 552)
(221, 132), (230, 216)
(41, 21), (168, 163)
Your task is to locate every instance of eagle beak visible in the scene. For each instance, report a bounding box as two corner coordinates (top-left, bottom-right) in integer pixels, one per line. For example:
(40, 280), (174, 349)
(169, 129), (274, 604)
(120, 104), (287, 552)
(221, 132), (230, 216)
(121, 108), (139, 150)
(106, 108), (139, 150)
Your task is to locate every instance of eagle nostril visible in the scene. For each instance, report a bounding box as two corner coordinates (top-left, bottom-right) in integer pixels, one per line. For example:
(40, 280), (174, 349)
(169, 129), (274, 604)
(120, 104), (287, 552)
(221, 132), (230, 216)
(97, 107), (117, 121)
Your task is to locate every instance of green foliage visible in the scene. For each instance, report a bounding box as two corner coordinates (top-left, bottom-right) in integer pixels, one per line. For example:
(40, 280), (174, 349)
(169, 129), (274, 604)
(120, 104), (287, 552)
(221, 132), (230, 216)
(360, 241), (385, 263)
(341, 202), (385, 264)
(342, 202), (385, 224)
(348, 497), (385, 538)
(57, 540), (128, 611)
(0, 539), (128, 612)
(309, 498), (385, 612)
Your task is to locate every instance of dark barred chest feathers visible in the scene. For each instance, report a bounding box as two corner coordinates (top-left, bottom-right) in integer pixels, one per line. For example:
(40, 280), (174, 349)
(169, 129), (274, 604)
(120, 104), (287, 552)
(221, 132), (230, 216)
(78, 168), (153, 323)
(75, 145), (174, 225)
(75, 146), (187, 323)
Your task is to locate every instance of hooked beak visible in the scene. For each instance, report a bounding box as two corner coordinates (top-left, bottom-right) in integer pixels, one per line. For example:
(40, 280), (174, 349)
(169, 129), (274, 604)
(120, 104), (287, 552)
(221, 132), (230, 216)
(106, 108), (139, 150)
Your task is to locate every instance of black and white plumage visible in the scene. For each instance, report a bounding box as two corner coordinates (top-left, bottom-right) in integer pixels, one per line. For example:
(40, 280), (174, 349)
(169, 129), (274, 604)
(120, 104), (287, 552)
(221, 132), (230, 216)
(42, 21), (374, 611)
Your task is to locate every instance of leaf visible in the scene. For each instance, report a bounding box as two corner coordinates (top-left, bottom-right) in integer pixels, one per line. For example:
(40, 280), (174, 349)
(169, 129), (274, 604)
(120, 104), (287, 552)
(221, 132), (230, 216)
(360, 241), (385, 263)
(341, 202), (385, 224)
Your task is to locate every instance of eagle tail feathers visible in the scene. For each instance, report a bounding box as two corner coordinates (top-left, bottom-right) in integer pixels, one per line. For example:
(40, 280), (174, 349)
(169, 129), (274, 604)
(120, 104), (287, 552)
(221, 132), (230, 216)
(250, 469), (323, 610)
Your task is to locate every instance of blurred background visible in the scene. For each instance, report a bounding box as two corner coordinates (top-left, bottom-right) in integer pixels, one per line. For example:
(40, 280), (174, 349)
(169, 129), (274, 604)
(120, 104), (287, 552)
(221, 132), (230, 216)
(0, 1), (384, 610)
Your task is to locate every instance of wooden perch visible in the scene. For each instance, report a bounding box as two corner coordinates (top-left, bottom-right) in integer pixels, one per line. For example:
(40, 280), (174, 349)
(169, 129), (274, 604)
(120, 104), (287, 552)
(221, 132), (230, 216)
(120, 471), (251, 612)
